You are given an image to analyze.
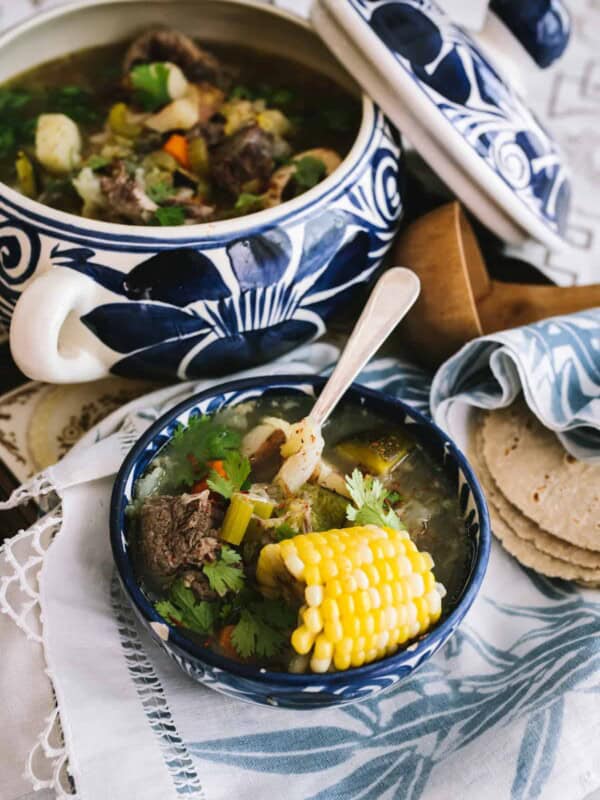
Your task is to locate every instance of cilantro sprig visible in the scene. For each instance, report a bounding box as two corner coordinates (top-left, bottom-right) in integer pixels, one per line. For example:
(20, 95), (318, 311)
(202, 545), (245, 597)
(207, 451), (251, 499)
(155, 579), (220, 634)
(231, 597), (296, 659)
(233, 192), (264, 216)
(130, 62), (171, 111)
(164, 415), (242, 489)
(345, 469), (405, 530)
(152, 206), (186, 226)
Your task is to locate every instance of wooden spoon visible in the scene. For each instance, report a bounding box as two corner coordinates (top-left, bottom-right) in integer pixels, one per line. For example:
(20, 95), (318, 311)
(394, 202), (600, 367)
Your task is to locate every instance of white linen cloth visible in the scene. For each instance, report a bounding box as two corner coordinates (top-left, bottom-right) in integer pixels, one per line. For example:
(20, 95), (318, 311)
(2, 344), (600, 800)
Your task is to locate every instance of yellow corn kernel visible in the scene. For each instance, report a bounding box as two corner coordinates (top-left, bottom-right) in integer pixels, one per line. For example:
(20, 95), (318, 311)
(291, 626), (314, 655)
(360, 615), (375, 637)
(321, 597), (339, 620)
(324, 618), (344, 643)
(342, 615), (361, 639)
(305, 585), (324, 607)
(321, 559), (339, 581)
(338, 594), (355, 617)
(364, 563), (381, 586)
(351, 651), (366, 668)
(356, 590), (372, 615)
(304, 565), (321, 586)
(303, 607), (323, 635)
(325, 579), (343, 599)
(334, 649), (352, 671)
(353, 569), (369, 590)
(369, 587), (381, 609)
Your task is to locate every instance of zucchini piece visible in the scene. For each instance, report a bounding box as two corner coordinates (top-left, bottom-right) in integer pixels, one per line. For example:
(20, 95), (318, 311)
(336, 430), (413, 475)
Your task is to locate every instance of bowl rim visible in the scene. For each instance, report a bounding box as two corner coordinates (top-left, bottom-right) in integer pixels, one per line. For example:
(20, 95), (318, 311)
(110, 374), (491, 688)
(0, 0), (378, 242)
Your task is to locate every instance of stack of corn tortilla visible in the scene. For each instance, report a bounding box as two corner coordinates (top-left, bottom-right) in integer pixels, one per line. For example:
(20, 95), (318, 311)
(469, 400), (600, 587)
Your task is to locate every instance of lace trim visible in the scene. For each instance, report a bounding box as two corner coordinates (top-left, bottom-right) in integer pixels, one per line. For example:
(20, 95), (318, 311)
(0, 471), (57, 510)
(111, 575), (205, 799)
(0, 506), (77, 797)
(0, 511), (61, 641)
(25, 706), (78, 798)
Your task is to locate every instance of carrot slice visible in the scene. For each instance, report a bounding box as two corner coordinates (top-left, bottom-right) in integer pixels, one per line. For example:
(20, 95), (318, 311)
(190, 459), (227, 493)
(163, 133), (190, 169)
(218, 625), (239, 659)
(208, 459), (227, 478)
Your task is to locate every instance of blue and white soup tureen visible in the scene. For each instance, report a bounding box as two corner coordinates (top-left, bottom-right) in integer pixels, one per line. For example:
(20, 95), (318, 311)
(2, 0), (403, 383)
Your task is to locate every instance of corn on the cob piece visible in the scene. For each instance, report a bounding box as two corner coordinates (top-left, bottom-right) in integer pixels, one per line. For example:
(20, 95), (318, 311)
(256, 525), (444, 673)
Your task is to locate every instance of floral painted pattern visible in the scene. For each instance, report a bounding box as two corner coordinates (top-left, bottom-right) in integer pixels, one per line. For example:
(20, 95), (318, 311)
(346, 0), (571, 236)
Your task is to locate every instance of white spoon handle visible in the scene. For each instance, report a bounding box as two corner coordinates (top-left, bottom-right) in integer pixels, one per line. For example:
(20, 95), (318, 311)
(308, 267), (421, 427)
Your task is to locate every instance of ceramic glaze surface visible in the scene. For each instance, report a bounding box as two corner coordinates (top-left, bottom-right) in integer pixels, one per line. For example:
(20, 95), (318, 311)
(110, 376), (490, 709)
(490, 0), (571, 68)
(345, 0), (571, 238)
(2, 108), (401, 379)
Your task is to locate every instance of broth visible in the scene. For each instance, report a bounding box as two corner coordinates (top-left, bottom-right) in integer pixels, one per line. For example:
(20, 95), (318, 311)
(0, 32), (360, 223)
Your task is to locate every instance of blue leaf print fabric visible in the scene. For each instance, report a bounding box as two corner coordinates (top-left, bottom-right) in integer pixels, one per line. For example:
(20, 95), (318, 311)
(115, 348), (600, 800)
(431, 309), (600, 462)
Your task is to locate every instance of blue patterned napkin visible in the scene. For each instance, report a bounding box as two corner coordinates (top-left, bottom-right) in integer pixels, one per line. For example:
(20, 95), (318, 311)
(431, 310), (600, 462)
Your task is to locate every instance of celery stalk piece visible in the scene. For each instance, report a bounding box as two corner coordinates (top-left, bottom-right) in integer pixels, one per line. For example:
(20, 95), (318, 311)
(221, 493), (254, 545)
(246, 494), (275, 520)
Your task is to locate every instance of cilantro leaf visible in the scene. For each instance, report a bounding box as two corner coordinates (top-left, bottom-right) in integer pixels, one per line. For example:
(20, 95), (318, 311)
(231, 610), (284, 658)
(47, 86), (99, 124)
(207, 451), (251, 499)
(165, 415), (242, 489)
(292, 156), (326, 192)
(203, 545), (245, 597)
(153, 205), (186, 226)
(155, 580), (221, 634)
(231, 598), (296, 658)
(233, 192), (264, 216)
(130, 63), (171, 111)
(147, 179), (175, 204)
(345, 468), (404, 530)
(0, 89), (34, 158)
(273, 522), (298, 541)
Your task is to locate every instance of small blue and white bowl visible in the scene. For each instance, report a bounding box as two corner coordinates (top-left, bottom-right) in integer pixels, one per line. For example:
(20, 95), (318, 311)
(4, 0), (403, 383)
(110, 375), (491, 709)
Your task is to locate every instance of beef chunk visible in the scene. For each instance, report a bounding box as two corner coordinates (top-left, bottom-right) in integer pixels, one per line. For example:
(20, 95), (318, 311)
(210, 125), (275, 196)
(100, 160), (157, 224)
(250, 428), (286, 482)
(123, 28), (225, 85)
(139, 491), (222, 583)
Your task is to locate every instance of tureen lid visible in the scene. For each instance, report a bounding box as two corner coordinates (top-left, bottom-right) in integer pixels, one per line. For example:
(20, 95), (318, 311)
(312, 0), (571, 251)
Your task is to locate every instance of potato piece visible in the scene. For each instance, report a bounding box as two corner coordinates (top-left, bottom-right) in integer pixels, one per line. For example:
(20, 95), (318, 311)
(164, 62), (189, 100)
(35, 114), (82, 174)
(72, 166), (105, 216)
(144, 85), (202, 133)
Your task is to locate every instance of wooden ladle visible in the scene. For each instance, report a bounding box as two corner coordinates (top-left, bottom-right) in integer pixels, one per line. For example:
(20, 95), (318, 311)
(394, 202), (600, 367)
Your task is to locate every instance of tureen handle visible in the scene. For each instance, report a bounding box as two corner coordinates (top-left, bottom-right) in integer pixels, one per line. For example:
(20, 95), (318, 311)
(308, 267), (420, 428)
(10, 268), (111, 383)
